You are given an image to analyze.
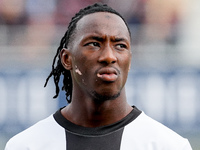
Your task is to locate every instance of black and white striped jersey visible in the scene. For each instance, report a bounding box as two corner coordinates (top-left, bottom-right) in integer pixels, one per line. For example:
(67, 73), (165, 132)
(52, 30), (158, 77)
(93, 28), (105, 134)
(5, 106), (192, 150)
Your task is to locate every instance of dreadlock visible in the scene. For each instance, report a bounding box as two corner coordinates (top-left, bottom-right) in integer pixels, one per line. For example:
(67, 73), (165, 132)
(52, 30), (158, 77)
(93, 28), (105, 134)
(44, 3), (131, 103)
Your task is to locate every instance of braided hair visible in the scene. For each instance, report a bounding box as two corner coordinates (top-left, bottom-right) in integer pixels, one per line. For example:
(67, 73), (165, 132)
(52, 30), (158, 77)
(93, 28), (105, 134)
(44, 3), (131, 103)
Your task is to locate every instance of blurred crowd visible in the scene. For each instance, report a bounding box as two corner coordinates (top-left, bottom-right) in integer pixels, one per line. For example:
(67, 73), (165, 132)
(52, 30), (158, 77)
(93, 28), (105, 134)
(0, 0), (186, 45)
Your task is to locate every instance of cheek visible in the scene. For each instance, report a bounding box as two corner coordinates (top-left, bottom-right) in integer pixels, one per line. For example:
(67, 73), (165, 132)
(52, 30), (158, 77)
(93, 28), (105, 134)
(127, 53), (132, 68)
(120, 54), (131, 70)
(119, 55), (131, 80)
(72, 55), (89, 81)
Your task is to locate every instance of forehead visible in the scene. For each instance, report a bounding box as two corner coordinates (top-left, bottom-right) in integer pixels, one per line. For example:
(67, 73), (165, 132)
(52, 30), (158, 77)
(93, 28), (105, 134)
(75, 12), (130, 40)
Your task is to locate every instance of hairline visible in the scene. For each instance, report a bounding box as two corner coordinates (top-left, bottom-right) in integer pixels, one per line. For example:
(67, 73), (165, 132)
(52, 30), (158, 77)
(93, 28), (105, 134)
(67, 11), (131, 48)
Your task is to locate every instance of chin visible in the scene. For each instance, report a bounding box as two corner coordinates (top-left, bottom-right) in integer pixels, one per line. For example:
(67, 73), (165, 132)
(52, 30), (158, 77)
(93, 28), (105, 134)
(91, 91), (121, 102)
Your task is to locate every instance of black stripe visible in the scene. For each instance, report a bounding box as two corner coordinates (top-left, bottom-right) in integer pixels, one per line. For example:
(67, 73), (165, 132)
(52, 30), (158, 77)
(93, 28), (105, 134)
(65, 128), (124, 150)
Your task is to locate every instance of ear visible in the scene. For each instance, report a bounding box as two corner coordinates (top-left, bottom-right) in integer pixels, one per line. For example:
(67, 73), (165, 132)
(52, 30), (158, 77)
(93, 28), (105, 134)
(60, 48), (72, 70)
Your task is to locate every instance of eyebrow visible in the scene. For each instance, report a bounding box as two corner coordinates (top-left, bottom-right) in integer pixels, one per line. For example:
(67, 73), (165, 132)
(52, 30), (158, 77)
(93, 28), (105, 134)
(90, 36), (104, 42)
(85, 36), (128, 42)
(111, 37), (127, 42)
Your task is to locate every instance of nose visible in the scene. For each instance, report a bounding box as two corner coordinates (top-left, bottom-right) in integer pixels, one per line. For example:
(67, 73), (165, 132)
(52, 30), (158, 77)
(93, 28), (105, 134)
(98, 45), (117, 64)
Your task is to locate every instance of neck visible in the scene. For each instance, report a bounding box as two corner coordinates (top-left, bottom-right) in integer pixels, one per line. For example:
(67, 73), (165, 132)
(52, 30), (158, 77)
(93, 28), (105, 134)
(61, 89), (132, 127)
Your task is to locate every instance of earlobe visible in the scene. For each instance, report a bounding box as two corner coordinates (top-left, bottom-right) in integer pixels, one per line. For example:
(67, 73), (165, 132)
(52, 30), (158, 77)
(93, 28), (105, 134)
(60, 48), (72, 70)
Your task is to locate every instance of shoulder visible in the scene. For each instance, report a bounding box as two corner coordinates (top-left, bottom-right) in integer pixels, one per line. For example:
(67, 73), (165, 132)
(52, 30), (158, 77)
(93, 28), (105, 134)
(121, 112), (192, 150)
(5, 115), (66, 150)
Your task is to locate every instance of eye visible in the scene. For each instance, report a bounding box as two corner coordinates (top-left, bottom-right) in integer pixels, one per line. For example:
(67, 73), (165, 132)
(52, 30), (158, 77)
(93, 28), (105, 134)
(115, 44), (128, 50)
(84, 42), (100, 47)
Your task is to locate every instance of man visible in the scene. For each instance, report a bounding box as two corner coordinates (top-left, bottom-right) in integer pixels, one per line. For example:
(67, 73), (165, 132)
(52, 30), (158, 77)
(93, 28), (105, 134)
(5, 3), (192, 150)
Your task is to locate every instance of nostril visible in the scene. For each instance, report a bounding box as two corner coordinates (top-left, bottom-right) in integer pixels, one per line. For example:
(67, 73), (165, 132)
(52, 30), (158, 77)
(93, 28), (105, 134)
(111, 60), (116, 64)
(98, 58), (117, 65)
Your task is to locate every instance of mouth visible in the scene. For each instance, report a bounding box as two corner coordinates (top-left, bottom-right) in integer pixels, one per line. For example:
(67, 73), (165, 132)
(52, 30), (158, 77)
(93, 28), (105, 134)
(96, 67), (119, 82)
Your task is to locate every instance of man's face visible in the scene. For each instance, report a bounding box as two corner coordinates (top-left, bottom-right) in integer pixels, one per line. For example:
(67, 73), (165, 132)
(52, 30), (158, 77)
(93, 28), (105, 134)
(64, 12), (131, 101)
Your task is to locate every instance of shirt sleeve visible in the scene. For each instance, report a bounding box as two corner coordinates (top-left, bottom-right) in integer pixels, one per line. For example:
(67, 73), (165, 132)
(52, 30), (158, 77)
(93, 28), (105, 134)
(182, 139), (193, 150)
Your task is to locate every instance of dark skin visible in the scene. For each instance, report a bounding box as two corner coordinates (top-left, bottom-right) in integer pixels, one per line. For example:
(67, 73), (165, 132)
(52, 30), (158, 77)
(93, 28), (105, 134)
(60, 12), (133, 127)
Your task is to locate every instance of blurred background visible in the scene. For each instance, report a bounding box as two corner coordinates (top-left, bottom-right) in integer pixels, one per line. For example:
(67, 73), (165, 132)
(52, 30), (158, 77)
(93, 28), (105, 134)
(0, 0), (200, 149)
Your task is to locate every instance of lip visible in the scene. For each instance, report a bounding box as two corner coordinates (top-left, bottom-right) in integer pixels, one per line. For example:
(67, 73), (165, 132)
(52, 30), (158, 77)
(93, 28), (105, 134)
(96, 67), (119, 82)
